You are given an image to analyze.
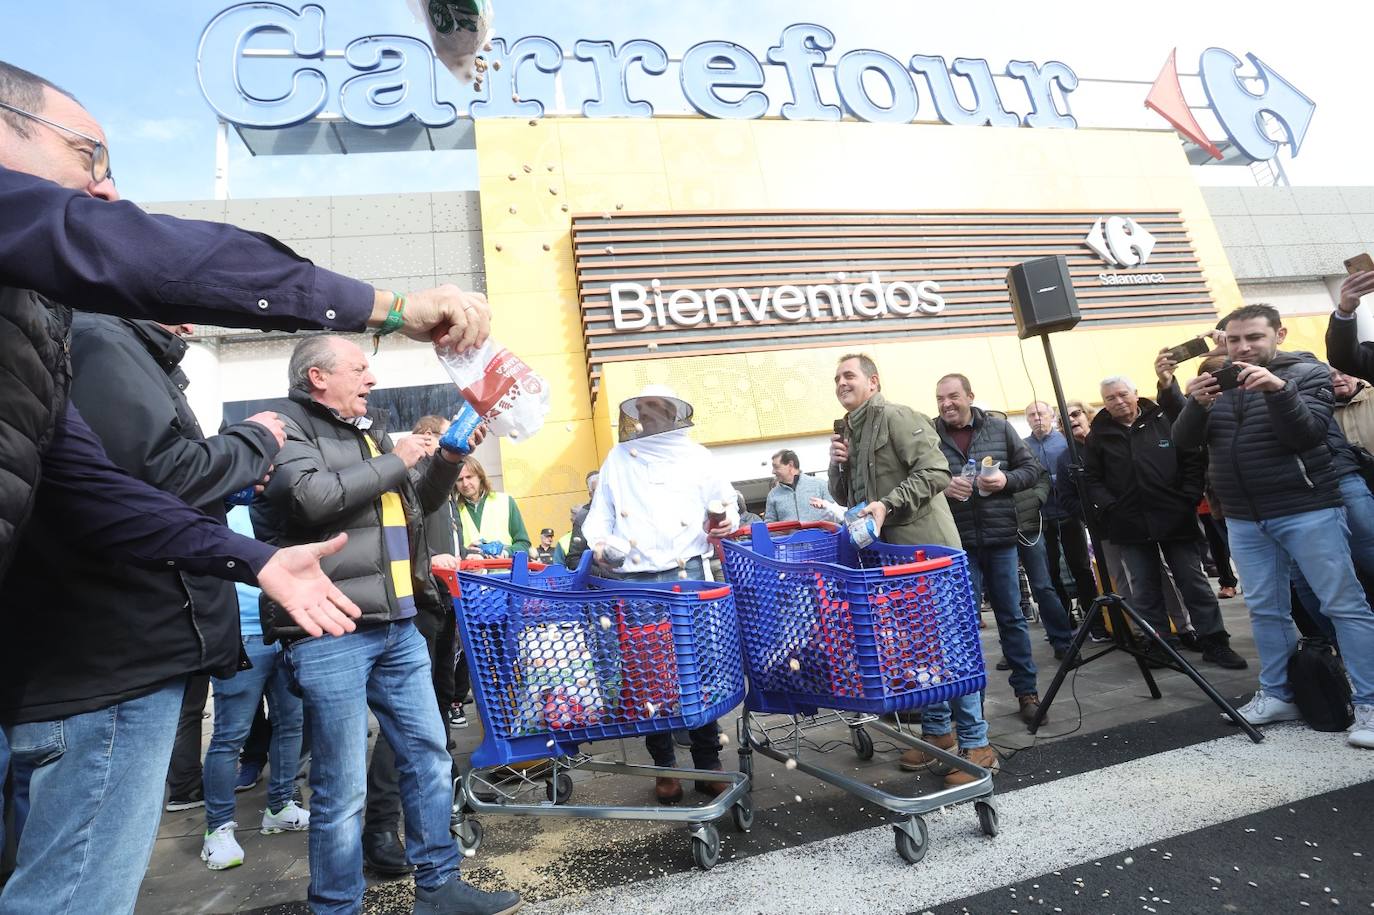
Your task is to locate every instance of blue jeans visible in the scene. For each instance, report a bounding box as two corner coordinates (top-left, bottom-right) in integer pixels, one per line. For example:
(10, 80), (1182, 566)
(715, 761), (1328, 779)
(919, 692), (988, 748)
(1228, 507), (1374, 706)
(1017, 535), (1076, 652)
(282, 621), (458, 914)
(204, 636), (304, 830)
(0, 677), (185, 915)
(968, 544), (1038, 697)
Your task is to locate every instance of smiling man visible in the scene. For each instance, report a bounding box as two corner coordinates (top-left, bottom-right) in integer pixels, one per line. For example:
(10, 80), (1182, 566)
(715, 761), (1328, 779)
(1175, 303), (1374, 748)
(251, 335), (521, 915)
(826, 355), (995, 782)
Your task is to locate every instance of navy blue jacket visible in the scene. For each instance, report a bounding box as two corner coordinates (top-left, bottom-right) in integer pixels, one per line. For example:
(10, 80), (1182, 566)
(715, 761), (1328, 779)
(0, 165), (375, 722)
(1024, 430), (1070, 521)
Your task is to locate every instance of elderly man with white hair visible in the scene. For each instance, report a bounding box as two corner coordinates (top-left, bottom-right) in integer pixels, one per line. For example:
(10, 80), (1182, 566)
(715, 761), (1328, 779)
(582, 384), (739, 804)
(1080, 375), (1247, 670)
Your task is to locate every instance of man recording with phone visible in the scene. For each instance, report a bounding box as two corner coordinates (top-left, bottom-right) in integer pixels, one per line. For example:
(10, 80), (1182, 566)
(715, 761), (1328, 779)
(1326, 257), (1374, 383)
(1174, 304), (1374, 748)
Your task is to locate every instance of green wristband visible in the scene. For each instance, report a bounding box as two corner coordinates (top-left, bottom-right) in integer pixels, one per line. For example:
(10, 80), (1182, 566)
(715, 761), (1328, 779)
(371, 294), (406, 353)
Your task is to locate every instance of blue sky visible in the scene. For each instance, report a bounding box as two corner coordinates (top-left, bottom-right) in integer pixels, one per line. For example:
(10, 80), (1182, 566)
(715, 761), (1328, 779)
(3, 2), (1369, 202)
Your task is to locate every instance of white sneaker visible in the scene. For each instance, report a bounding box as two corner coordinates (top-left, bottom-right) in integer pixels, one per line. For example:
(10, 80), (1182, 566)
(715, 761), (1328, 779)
(1349, 704), (1374, 749)
(1224, 690), (1302, 726)
(201, 822), (244, 870)
(260, 799), (310, 835)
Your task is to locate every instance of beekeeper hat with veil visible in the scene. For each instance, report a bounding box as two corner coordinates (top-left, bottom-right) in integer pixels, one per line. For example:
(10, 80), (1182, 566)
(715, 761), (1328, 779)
(617, 384), (694, 443)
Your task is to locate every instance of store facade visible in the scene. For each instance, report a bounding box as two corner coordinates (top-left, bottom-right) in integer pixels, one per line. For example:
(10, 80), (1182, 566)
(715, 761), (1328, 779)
(174, 9), (1345, 535)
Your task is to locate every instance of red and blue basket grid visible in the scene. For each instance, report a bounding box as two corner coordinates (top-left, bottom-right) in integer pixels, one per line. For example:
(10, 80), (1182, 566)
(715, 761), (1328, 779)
(450, 555), (746, 769)
(719, 522), (986, 717)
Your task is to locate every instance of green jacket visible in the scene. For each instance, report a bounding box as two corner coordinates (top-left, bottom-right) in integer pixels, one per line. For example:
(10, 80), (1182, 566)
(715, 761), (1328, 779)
(828, 393), (961, 548)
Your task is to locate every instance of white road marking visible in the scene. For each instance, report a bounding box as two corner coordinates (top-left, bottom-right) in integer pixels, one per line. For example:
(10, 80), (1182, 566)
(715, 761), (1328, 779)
(532, 724), (1371, 914)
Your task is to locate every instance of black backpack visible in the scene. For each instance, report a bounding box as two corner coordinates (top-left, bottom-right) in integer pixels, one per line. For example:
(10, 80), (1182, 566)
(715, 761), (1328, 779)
(1287, 638), (1354, 732)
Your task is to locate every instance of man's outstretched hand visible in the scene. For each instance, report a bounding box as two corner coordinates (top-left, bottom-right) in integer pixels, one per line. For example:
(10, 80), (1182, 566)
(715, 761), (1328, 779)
(256, 533), (361, 638)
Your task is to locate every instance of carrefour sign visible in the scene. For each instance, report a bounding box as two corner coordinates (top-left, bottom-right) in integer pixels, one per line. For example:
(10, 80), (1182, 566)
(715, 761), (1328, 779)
(198, 3), (1314, 164)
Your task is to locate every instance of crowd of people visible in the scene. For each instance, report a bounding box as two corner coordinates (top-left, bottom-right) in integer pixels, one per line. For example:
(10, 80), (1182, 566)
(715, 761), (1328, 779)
(2, 55), (1374, 915)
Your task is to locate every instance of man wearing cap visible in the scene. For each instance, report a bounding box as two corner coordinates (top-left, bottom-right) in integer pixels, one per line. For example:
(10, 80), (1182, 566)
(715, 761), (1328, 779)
(533, 528), (557, 564)
(582, 385), (739, 804)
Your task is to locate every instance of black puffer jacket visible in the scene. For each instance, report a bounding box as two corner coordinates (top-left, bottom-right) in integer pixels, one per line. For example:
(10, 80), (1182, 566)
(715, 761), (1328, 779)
(0, 288), (70, 582)
(1081, 398), (1205, 544)
(934, 408), (1043, 549)
(1174, 351), (1341, 522)
(253, 391), (459, 642)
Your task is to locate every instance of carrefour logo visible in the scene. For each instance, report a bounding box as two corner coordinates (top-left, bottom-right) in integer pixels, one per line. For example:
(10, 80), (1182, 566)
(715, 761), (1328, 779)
(1146, 48), (1315, 164)
(1086, 217), (1165, 286)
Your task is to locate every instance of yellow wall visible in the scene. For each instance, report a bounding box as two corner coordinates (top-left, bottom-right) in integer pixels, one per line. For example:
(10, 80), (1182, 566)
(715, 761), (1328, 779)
(475, 117), (1260, 535)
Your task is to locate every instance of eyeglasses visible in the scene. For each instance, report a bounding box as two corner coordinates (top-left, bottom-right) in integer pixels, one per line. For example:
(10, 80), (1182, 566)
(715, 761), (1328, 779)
(0, 100), (113, 185)
(1068, 410), (1085, 419)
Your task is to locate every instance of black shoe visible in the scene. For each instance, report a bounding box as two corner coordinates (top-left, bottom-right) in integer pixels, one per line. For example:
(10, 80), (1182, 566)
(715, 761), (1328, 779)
(165, 786), (204, 811)
(448, 705), (468, 729)
(995, 657), (1012, 671)
(1177, 631), (1204, 653)
(362, 830), (413, 877)
(1141, 641), (1180, 670)
(413, 875), (522, 915)
(1200, 636), (1248, 670)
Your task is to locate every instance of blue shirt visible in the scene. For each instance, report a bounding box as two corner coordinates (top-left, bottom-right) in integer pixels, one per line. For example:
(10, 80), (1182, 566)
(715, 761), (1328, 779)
(1024, 430), (1070, 521)
(227, 506), (265, 637)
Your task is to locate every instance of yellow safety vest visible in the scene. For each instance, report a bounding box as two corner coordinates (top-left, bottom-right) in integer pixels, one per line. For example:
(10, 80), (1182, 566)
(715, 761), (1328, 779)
(460, 492), (514, 548)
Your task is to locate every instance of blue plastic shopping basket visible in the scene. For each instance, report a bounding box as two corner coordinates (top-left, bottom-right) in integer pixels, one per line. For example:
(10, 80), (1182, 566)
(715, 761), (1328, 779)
(452, 553), (746, 770)
(719, 521), (986, 717)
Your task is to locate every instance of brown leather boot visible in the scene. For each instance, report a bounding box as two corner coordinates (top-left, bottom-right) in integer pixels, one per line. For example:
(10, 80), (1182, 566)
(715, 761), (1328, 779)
(898, 731), (956, 771)
(654, 777), (684, 805)
(944, 745), (1000, 787)
(1018, 694), (1044, 727)
(693, 765), (731, 797)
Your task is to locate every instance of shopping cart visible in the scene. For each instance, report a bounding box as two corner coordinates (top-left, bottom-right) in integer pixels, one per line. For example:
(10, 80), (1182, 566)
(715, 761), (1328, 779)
(719, 521), (996, 864)
(447, 552), (751, 869)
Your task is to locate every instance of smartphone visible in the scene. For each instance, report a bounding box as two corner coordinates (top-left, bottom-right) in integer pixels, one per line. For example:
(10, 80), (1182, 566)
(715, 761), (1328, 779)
(1164, 336), (1210, 364)
(1212, 363), (1243, 391)
(1344, 253), (1374, 274)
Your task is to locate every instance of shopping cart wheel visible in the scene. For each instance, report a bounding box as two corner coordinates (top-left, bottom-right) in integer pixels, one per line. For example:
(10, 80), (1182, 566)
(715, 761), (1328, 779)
(453, 816), (484, 856)
(850, 726), (875, 761)
(737, 749), (754, 783)
(545, 773), (574, 805)
(893, 816), (929, 865)
(731, 794), (754, 832)
(691, 824), (722, 870)
(975, 800), (999, 837)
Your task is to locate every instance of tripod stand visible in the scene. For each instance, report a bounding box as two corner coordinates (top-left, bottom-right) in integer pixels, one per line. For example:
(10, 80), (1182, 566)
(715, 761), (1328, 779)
(1027, 333), (1263, 744)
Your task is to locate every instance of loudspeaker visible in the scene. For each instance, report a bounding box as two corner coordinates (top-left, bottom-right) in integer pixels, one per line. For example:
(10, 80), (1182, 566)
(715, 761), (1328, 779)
(1007, 255), (1080, 339)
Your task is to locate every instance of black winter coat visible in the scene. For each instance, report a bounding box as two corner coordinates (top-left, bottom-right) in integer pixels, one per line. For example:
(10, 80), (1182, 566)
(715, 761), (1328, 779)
(1327, 312), (1374, 385)
(1081, 398), (1205, 544)
(934, 408), (1043, 549)
(253, 391), (458, 642)
(1173, 351), (1342, 522)
(1, 315), (278, 723)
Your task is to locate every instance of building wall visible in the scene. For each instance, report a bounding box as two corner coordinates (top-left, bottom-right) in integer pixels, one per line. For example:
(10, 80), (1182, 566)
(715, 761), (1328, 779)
(1201, 185), (1374, 338)
(473, 117), (1328, 534)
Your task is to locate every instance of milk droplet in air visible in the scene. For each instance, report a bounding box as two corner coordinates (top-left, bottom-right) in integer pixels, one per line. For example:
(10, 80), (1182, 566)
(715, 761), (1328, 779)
(645, 702), (657, 715)
(464, 847), (476, 858)
(647, 341), (659, 351)
(508, 174), (517, 181)
(522, 164), (532, 173)
(718, 732), (730, 746)
(604, 246), (615, 254)
(542, 243), (550, 251)
(630, 449), (639, 458)
(785, 758), (797, 770)
(788, 658), (801, 672)
(600, 616), (612, 630)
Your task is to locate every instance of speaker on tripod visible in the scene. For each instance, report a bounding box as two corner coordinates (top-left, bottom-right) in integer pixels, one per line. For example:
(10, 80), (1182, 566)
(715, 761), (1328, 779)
(1007, 255), (1080, 339)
